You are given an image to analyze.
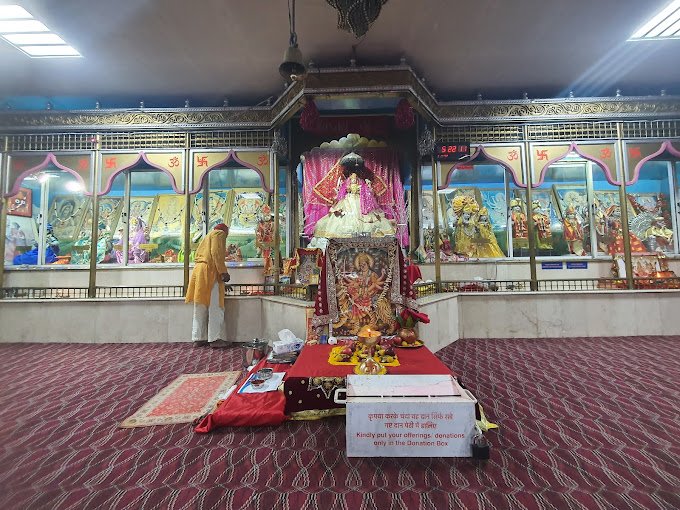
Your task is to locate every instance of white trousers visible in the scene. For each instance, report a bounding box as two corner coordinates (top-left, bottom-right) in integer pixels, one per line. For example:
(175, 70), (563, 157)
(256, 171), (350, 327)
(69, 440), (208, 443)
(192, 282), (225, 342)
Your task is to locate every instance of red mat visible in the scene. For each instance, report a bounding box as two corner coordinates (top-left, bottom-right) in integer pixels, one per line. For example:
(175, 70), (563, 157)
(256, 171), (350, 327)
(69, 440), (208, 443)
(121, 371), (240, 428)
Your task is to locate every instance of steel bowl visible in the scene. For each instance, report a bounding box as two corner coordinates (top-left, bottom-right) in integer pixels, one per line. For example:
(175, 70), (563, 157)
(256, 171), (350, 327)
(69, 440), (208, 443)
(257, 368), (273, 380)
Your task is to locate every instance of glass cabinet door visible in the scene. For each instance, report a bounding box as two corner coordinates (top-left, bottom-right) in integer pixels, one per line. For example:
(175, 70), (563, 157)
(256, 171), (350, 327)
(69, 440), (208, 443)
(626, 161), (674, 254)
(536, 160), (590, 257)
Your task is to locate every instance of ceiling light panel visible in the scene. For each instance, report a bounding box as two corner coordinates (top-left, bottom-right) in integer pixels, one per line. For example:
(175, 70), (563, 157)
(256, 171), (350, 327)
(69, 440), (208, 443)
(20, 45), (80, 57)
(3, 33), (65, 45)
(630, 0), (680, 40)
(0, 19), (48, 33)
(0, 5), (32, 19)
(0, 5), (81, 57)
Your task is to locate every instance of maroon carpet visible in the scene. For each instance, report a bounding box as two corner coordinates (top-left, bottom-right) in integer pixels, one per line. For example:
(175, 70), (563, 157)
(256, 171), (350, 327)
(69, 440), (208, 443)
(0, 337), (678, 510)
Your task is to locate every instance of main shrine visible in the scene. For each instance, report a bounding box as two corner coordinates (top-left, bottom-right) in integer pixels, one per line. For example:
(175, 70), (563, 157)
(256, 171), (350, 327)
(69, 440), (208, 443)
(1, 1), (679, 508)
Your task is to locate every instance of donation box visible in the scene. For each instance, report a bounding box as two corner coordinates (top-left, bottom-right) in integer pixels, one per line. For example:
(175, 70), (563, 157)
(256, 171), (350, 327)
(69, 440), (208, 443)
(335, 375), (477, 457)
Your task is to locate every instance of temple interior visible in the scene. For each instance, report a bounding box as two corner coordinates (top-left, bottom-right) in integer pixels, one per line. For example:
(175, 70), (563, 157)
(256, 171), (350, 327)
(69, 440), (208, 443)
(1, 1), (680, 509)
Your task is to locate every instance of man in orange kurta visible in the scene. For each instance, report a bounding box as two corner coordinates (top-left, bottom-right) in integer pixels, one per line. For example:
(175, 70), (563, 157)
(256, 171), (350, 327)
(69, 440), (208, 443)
(186, 224), (230, 347)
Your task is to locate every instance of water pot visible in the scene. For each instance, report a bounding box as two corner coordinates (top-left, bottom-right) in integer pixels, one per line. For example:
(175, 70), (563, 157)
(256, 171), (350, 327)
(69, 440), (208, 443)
(242, 338), (269, 367)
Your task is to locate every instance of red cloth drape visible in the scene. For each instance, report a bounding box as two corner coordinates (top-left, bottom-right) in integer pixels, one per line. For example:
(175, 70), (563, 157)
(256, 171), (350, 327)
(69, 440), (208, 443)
(194, 359), (287, 432)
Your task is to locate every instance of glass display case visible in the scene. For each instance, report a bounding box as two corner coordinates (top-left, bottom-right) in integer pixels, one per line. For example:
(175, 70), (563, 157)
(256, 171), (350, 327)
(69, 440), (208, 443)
(7, 166), (89, 266)
(627, 160), (675, 254)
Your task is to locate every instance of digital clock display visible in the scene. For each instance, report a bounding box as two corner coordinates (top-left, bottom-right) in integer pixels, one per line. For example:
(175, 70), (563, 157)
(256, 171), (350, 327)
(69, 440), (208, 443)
(435, 142), (471, 161)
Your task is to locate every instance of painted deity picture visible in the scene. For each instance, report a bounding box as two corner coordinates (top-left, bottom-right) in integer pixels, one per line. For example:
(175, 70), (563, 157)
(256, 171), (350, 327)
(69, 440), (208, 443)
(628, 193), (673, 253)
(79, 197), (123, 240)
(149, 194), (185, 238)
(331, 244), (396, 336)
(7, 188), (32, 218)
(192, 190), (233, 234)
(48, 194), (90, 242)
(5, 215), (37, 263)
(229, 190), (268, 234)
(129, 197), (157, 227)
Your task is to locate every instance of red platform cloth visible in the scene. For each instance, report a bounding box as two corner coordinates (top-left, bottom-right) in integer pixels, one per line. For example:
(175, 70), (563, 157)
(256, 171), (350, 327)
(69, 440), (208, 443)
(284, 344), (454, 414)
(196, 345), (453, 432)
(288, 344), (452, 378)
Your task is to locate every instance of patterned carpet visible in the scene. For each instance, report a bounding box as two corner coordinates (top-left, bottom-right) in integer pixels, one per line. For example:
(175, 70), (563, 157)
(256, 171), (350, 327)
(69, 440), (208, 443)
(0, 337), (678, 510)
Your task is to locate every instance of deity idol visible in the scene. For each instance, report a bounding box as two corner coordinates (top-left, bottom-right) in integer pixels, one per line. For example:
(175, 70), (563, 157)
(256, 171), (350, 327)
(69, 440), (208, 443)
(453, 200), (479, 257)
(531, 200), (552, 249)
(510, 198), (528, 248)
(605, 205), (646, 254)
(562, 206), (586, 255)
(643, 216), (673, 252)
(313, 152), (396, 240)
(256, 206), (275, 275)
(473, 207), (505, 258)
(130, 217), (150, 263)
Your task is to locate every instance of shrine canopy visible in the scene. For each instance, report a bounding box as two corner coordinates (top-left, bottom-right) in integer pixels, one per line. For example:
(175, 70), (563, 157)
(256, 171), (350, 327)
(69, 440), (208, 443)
(302, 147), (408, 246)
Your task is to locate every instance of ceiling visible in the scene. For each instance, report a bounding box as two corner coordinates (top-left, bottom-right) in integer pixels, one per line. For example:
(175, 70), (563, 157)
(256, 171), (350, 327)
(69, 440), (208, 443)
(0, 0), (679, 109)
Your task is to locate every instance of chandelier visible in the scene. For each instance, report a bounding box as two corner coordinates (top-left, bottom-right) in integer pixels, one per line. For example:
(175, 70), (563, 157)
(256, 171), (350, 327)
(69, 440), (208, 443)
(326, 0), (389, 38)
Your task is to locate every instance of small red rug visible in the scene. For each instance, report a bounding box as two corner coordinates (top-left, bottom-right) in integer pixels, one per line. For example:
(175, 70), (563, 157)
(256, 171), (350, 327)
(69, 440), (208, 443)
(120, 371), (240, 428)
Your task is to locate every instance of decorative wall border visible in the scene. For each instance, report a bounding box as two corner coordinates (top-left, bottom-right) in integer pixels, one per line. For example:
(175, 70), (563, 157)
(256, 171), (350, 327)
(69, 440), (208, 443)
(1, 65), (679, 133)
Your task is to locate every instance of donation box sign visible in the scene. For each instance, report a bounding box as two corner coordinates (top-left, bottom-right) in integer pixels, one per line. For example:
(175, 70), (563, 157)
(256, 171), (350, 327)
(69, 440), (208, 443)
(342, 375), (477, 457)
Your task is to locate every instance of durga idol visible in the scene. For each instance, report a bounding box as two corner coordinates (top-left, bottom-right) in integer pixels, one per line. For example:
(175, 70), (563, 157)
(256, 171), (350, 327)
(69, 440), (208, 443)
(313, 152), (396, 239)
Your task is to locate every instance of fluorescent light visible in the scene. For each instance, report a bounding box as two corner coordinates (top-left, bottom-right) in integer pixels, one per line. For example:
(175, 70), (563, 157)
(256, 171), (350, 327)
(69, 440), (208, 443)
(0, 5), (81, 58)
(0, 5), (32, 19)
(3, 33), (65, 45)
(630, 0), (680, 40)
(660, 17), (680, 36)
(0, 19), (48, 33)
(20, 44), (81, 57)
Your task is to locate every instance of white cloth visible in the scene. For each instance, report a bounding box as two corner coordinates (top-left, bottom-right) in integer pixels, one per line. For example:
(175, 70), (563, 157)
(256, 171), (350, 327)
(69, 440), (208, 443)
(192, 282), (225, 342)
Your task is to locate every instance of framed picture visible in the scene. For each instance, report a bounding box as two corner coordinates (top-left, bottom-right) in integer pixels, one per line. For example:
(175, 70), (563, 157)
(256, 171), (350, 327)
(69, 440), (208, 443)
(79, 197), (124, 239)
(229, 189), (269, 235)
(329, 240), (397, 337)
(7, 187), (32, 217)
(149, 194), (185, 238)
(192, 189), (234, 233)
(5, 215), (38, 262)
(48, 194), (91, 242)
(126, 196), (158, 233)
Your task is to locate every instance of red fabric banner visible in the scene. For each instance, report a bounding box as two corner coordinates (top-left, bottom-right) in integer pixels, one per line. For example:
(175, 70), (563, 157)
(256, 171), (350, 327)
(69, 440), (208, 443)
(301, 113), (393, 138)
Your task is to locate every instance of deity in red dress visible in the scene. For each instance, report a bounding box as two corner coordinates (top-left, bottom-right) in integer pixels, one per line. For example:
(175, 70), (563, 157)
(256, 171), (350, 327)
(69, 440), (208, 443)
(562, 206), (585, 255)
(531, 200), (553, 250)
(510, 198), (528, 248)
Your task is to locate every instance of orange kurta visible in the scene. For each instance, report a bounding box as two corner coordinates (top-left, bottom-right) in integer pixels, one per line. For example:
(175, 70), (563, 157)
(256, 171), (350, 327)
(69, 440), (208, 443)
(185, 230), (228, 308)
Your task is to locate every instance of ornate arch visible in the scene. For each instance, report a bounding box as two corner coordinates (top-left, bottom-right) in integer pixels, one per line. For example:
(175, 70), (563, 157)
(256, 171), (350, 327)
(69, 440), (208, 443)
(439, 145), (525, 189)
(5, 153), (89, 197)
(626, 140), (680, 186)
(533, 142), (619, 187)
(98, 151), (182, 195)
(191, 150), (271, 194)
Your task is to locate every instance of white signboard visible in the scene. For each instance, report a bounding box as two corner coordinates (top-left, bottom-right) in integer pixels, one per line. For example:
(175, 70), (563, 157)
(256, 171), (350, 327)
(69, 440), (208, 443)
(343, 376), (477, 457)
